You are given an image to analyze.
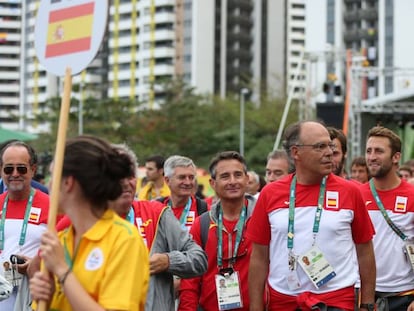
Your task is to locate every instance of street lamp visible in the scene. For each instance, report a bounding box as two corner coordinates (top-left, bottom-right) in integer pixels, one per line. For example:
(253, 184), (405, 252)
(240, 88), (249, 156)
(78, 81), (84, 135)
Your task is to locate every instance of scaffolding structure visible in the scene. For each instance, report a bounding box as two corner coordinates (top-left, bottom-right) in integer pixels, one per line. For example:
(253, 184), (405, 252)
(348, 66), (414, 160)
(273, 47), (346, 150)
(273, 47), (414, 160)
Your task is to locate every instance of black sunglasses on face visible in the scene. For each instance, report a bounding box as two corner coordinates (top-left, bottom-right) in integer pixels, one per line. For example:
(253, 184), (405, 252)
(3, 166), (28, 175)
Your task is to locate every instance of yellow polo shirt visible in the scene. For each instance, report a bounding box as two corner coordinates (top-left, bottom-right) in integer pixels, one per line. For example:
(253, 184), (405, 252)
(138, 181), (170, 201)
(48, 209), (149, 311)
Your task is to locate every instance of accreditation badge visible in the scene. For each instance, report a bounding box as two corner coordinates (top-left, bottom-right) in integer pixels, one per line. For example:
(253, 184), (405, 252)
(2, 261), (13, 285)
(286, 253), (301, 290)
(298, 245), (336, 289)
(215, 270), (243, 310)
(404, 241), (414, 271)
(286, 270), (301, 290)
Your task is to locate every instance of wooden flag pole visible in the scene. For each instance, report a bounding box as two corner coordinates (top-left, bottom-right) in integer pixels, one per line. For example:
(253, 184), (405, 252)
(37, 67), (72, 311)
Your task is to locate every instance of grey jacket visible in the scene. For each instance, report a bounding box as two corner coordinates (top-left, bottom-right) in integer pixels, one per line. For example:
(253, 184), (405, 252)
(145, 207), (207, 311)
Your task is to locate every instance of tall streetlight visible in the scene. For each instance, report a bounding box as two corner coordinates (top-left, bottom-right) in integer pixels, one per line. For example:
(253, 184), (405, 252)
(240, 88), (249, 156)
(78, 81), (84, 135)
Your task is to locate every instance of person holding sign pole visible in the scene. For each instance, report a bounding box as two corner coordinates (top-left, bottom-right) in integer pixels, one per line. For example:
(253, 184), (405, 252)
(247, 121), (376, 311)
(361, 126), (414, 311)
(29, 136), (149, 311)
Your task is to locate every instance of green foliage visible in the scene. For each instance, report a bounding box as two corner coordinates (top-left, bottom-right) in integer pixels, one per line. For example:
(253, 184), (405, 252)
(31, 80), (298, 177)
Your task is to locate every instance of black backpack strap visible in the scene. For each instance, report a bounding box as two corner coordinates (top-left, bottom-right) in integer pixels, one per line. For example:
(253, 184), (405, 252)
(199, 212), (210, 250)
(155, 197), (165, 203)
(195, 197), (208, 216)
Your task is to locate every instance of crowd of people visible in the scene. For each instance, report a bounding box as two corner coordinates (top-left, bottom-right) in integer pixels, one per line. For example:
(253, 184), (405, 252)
(0, 120), (413, 311)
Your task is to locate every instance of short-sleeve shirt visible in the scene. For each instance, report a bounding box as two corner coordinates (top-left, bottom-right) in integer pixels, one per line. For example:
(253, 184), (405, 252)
(247, 173), (374, 295)
(49, 209), (149, 311)
(360, 179), (414, 292)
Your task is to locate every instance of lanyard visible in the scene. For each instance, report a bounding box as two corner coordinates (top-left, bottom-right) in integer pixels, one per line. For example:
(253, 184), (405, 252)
(217, 203), (246, 267)
(288, 175), (327, 250)
(63, 236), (80, 269)
(0, 188), (35, 251)
(369, 179), (407, 240)
(168, 197), (192, 229)
(126, 206), (135, 224)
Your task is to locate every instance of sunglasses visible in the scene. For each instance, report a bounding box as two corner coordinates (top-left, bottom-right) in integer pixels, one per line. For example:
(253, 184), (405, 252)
(3, 166), (29, 175)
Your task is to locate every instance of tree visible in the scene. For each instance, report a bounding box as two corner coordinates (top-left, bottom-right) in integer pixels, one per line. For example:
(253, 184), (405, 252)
(31, 79), (298, 176)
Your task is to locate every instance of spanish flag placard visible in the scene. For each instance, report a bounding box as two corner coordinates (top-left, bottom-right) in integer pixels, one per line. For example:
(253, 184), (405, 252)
(325, 191), (339, 210)
(394, 196), (408, 213)
(45, 2), (95, 58)
(29, 207), (41, 223)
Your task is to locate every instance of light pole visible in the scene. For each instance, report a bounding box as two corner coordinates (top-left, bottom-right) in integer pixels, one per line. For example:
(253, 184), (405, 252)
(240, 88), (249, 156)
(78, 81), (84, 135)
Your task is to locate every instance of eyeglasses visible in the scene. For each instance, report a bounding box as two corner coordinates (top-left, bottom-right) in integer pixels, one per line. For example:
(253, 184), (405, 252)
(3, 166), (28, 175)
(295, 142), (336, 152)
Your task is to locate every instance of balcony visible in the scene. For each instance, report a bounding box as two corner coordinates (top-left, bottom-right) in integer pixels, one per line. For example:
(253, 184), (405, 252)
(359, 27), (378, 40)
(359, 7), (378, 21)
(227, 31), (252, 45)
(228, 0), (253, 11)
(344, 27), (377, 42)
(0, 96), (19, 106)
(344, 10), (360, 23)
(344, 29), (358, 42)
(0, 7), (21, 16)
(227, 49), (252, 62)
(227, 14), (253, 28)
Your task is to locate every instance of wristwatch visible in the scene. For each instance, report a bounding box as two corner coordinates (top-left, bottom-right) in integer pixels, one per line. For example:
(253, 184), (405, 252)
(359, 303), (376, 311)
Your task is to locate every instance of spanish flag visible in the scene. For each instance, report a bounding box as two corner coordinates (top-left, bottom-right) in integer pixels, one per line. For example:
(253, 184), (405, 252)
(186, 211), (195, 224)
(395, 196), (407, 213)
(29, 207), (41, 223)
(326, 191), (339, 209)
(45, 2), (95, 58)
(0, 33), (7, 43)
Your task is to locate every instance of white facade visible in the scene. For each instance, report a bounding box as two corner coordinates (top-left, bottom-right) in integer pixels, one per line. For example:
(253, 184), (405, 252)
(381, 0), (414, 95)
(108, 0), (176, 106)
(190, 1), (214, 95)
(0, 0), (344, 131)
(0, 0), (22, 130)
(286, 0), (306, 96)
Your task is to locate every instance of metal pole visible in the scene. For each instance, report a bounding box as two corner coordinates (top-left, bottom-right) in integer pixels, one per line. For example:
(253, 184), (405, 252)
(240, 88), (249, 156)
(78, 82), (83, 135)
(273, 50), (305, 150)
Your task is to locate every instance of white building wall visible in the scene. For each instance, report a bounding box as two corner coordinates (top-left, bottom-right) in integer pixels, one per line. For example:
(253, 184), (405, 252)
(286, 0), (306, 98)
(393, 0), (414, 92)
(0, 0), (22, 129)
(267, 0), (286, 98)
(191, 1), (214, 95)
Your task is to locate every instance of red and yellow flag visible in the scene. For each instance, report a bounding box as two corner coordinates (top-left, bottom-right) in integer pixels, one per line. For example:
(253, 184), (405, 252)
(45, 2), (95, 58)
(0, 33), (7, 43)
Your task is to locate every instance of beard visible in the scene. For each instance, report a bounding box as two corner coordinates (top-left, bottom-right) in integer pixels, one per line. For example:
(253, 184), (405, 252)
(369, 162), (393, 178)
(333, 158), (345, 176)
(6, 178), (25, 192)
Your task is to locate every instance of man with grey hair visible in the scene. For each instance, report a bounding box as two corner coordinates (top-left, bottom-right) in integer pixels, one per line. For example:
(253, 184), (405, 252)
(265, 149), (290, 183)
(246, 170), (261, 197)
(158, 155), (208, 230)
(157, 155), (208, 308)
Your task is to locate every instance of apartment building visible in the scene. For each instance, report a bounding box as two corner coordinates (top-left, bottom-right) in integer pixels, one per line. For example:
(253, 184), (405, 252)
(0, 0), (23, 129)
(1, 0), (313, 131)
